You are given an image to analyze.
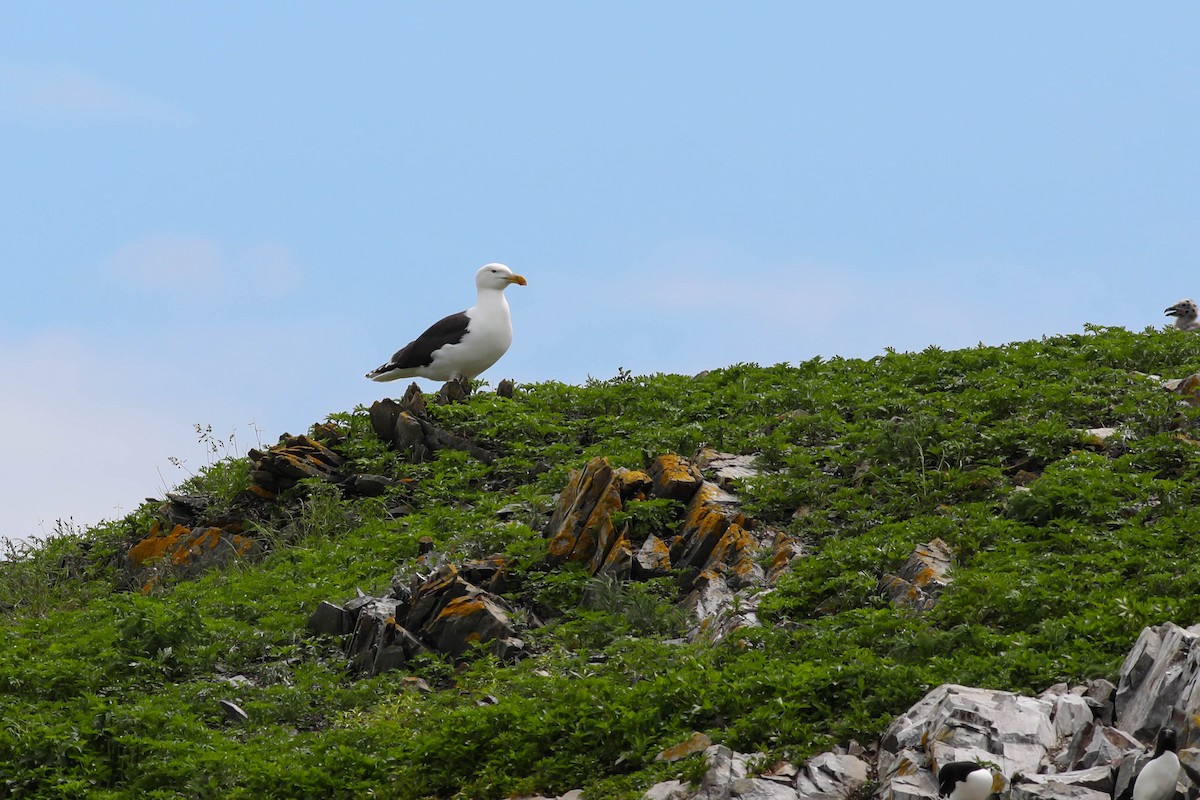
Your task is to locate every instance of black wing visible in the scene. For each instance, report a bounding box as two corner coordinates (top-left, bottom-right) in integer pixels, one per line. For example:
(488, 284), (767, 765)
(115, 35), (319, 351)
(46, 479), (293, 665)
(378, 311), (471, 373)
(939, 762), (981, 798)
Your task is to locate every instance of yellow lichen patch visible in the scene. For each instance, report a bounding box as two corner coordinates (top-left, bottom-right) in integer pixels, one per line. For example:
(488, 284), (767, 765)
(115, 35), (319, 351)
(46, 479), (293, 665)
(655, 731), (712, 763)
(128, 523), (191, 566)
(249, 485), (275, 499)
(435, 596), (487, 621)
(708, 523), (754, 567)
(911, 565), (938, 587)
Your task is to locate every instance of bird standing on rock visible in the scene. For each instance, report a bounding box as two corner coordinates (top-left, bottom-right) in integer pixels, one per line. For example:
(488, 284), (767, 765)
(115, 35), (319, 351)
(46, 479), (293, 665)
(366, 263), (527, 385)
(1119, 728), (1182, 800)
(938, 761), (995, 800)
(1165, 300), (1200, 331)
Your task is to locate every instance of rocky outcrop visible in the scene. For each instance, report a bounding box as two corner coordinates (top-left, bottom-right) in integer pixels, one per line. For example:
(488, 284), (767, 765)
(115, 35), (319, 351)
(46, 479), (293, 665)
(543, 453), (804, 643)
(127, 521), (259, 592)
(309, 557), (524, 674)
(369, 383), (497, 464)
(877, 538), (954, 612)
(631, 622), (1200, 800)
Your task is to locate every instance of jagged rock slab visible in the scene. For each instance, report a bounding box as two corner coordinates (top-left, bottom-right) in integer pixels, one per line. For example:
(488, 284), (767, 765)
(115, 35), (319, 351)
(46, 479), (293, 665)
(695, 447), (761, 488)
(1115, 622), (1200, 744)
(877, 538), (953, 612)
(1009, 768), (1112, 800)
(879, 683), (1056, 800)
(795, 751), (872, 800)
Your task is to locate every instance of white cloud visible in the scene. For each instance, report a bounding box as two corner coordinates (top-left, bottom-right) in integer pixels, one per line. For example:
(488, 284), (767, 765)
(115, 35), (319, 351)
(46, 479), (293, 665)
(0, 64), (186, 125)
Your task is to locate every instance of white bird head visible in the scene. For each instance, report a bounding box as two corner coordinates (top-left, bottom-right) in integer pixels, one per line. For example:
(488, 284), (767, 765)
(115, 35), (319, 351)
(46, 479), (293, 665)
(476, 263), (528, 291)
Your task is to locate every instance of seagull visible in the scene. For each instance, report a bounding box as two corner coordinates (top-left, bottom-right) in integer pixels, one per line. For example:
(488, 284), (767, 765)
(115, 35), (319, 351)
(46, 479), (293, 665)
(1118, 728), (1182, 800)
(938, 762), (995, 800)
(1165, 300), (1200, 331)
(366, 263), (527, 383)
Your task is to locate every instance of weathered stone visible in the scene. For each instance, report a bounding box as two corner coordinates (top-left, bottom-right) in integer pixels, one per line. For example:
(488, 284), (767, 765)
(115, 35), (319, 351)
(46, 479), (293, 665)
(436, 376), (471, 405)
(730, 777), (799, 799)
(350, 474), (393, 497)
(218, 699), (249, 724)
(877, 538), (954, 612)
(1055, 722), (1140, 772)
(422, 590), (517, 658)
(128, 522), (259, 591)
(308, 600), (354, 637)
(393, 411), (434, 462)
(675, 483), (741, 575)
(1053, 693), (1094, 743)
(345, 597), (405, 671)
(879, 683), (1056, 799)
(1164, 374), (1200, 405)
(794, 751), (871, 800)
(633, 534), (672, 578)
(695, 447), (760, 488)
(460, 555), (511, 593)
(1009, 768), (1112, 800)
(693, 746), (752, 800)
(596, 527), (633, 581)
(643, 781), (690, 800)
(544, 458), (624, 567)
(656, 731), (713, 762)
(768, 531), (805, 584)
(406, 564), (470, 632)
(1115, 622), (1200, 743)
(649, 454), (704, 503)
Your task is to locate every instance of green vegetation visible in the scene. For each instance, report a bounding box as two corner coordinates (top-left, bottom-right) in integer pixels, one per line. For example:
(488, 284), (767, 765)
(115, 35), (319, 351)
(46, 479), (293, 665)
(5, 325), (1200, 799)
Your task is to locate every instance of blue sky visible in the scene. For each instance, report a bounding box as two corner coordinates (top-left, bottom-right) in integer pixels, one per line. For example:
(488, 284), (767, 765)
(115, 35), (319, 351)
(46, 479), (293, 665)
(3, 3), (1199, 542)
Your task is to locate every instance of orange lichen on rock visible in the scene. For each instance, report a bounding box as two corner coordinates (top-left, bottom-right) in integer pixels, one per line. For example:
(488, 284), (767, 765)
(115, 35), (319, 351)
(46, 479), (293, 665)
(128, 523), (191, 566)
(649, 454), (702, 502)
(129, 523), (257, 570)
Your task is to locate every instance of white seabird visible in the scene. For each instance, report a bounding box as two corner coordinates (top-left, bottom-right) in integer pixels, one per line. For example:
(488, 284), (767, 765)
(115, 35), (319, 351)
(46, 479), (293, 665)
(1122, 728), (1181, 800)
(938, 762), (995, 800)
(366, 263), (527, 383)
(1165, 299), (1200, 331)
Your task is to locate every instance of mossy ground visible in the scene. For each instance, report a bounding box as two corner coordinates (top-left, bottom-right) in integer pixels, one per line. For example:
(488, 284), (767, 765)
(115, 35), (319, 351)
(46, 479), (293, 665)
(5, 325), (1200, 799)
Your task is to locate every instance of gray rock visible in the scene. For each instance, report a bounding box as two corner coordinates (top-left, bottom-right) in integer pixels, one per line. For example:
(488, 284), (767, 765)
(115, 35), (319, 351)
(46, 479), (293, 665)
(1114, 622), (1200, 742)
(644, 781), (691, 800)
(1055, 722), (1140, 772)
(879, 683), (1056, 800)
(308, 600), (354, 637)
(731, 777), (799, 799)
(1053, 693), (1095, 743)
(1009, 768), (1112, 800)
(794, 751), (871, 800)
(693, 745), (752, 800)
(695, 447), (761, 488)
(878, 538), (954, 612)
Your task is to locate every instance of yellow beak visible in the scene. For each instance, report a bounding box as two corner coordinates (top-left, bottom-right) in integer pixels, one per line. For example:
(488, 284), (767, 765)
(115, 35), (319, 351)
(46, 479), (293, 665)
(508, 274), (528, 286)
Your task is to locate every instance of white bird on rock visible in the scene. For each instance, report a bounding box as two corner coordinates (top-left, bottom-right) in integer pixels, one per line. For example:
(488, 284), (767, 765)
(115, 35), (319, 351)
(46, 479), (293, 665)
(938, 762), (995, 800)
(1165, 299), (1200, 331)
(366, 263), (527, 383)
(1118, 728), (1182, 800)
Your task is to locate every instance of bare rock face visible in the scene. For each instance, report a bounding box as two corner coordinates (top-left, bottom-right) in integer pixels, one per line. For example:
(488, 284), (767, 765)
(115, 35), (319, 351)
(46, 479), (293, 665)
(878, 684), (1057, 800)
(368, 388), (496, 465)
(543, 453), (803, 644)
(310, 557), (523, 674)
(1114, 622), (1200, 743)
(248, 434), (347, 495)
(877, 538), (954, 612)
(128, 522), (259, 592)
(640, 745), (871, 800)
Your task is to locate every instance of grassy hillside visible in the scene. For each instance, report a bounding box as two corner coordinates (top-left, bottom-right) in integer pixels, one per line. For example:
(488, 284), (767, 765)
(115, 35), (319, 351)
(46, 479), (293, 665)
(5, 325), (1200, 799)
